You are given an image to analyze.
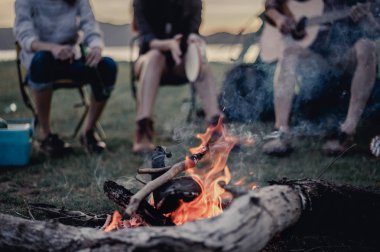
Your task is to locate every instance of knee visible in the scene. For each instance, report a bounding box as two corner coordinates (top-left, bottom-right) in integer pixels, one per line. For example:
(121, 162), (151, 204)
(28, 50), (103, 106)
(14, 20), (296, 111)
(198, 62), (212, 81)
(355, 39), (376, 66)
(144, 49), (166, 67)
(283, 45), (304, 58)
(29, 51), (55, 82)
(98, 56), (118, 86)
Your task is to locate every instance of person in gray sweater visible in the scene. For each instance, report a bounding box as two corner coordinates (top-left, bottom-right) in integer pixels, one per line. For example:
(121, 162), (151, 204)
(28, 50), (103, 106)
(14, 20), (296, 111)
(14, 0), (117, 156)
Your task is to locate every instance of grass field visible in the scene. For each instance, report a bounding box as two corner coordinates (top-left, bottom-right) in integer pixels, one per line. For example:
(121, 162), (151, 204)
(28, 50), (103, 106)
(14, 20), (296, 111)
(0, 60), (379, 221)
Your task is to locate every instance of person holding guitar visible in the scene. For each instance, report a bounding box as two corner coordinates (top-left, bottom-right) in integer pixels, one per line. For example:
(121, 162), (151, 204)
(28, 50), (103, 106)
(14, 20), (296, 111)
(262, 0), (379, 156)
(132, 0), (221, 154)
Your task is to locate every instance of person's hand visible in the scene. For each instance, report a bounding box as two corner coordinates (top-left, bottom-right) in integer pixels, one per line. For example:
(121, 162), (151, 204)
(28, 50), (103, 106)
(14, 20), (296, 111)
(86, 47), (102, 67)
(350, 3), (370, 23)
(187, 33), (202, 45)
(276, 16), (296, 35)
(168, 34), (183, 65)
(50, 44), (74, 61)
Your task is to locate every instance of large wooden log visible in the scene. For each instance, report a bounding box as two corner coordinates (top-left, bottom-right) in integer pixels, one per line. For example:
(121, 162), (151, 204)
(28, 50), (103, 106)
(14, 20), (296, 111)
(0, 185), (301, 251)
(0, 180), (379, 251)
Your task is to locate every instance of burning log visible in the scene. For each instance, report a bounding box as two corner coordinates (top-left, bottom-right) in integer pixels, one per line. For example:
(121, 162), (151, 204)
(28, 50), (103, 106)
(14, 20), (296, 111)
(1, 179), (379, 251)
(149, 146), (202, 214)
(103, 180), (174, 226)
(125, 148), (208, 216)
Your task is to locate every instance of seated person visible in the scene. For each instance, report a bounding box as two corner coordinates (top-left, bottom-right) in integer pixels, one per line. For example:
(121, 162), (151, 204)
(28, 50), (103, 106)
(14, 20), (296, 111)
(14, 0), (117, 155)
(262, 0), (379, 156)
(132, 0), (221, 153)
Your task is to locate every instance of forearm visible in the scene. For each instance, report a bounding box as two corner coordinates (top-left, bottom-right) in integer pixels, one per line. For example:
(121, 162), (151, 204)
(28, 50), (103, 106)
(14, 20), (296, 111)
(149, 39), (172, 52)
(30, 40), (57, 53)
(266, 9), (285, 27)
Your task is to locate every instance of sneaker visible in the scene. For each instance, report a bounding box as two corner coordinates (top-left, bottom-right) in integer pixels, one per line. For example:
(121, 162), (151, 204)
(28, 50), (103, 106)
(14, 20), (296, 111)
(322, 130), (355, 156)
(133, 118), (155, 154)
(262, 130), (293, 157)
(40, 133), (73, 157)
(80, 129), (106, 154)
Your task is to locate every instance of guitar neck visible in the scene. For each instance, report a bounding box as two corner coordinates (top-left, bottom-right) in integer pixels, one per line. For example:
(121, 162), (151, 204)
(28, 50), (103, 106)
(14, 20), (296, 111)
(307, 8), (351, 27)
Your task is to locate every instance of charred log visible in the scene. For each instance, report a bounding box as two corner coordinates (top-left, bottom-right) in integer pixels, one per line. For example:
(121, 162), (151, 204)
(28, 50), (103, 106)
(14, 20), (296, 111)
(151, 146), (201, 213)
(103, 180), (174, 226)
(28, 203), (107, 227)
(273, 178), (380, 240)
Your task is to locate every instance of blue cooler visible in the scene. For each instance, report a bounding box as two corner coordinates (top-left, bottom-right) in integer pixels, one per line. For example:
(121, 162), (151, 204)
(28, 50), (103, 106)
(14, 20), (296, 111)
(0, 119), (34, 166)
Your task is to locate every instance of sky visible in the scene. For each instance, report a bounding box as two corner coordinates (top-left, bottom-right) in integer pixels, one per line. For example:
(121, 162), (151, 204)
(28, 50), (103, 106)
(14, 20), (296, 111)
(0, 0), (265, 35)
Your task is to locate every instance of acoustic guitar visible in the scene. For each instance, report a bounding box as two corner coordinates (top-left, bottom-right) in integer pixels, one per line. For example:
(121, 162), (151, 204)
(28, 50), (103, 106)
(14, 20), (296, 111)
(260, 0), (379, 63)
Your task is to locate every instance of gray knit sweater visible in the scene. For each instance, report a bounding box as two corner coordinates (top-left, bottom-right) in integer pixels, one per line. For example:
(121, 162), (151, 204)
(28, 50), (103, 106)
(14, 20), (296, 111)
(14, 0), (104, 68)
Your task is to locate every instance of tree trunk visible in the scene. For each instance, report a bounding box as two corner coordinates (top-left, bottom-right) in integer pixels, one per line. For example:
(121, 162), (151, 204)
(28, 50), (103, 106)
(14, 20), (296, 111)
(0, 180), (379, 252)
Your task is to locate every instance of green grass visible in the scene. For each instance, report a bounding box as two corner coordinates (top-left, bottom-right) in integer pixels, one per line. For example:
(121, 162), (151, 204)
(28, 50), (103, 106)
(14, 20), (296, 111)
(0, 61), (379, 219)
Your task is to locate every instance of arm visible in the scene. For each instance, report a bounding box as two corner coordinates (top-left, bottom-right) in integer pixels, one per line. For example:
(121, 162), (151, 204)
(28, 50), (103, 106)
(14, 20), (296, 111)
(265, 0), (296, 34)
(14, 0), (74, 61)
(78, 0), (104, 66)
(188, 0), (202, 35)
(150, 35), (183, 65)
(13, 0), (38, 52)
(133, 0), (156, 54)
(133, 0), (182, 65)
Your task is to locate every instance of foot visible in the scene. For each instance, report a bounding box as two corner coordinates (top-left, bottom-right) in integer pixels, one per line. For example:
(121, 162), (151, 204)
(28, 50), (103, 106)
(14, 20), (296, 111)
(322, 130), (355, 156)
(208, 114), (221, 127)
(262, 130), (293, 157)
(40, 133), (73, 157)
(133, 118), (155, 154)
(80, 129), (106, 154)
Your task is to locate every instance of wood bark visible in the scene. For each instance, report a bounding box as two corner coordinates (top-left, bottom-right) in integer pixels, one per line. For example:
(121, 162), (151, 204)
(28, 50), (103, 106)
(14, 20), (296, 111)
(0, 180), (379, 252)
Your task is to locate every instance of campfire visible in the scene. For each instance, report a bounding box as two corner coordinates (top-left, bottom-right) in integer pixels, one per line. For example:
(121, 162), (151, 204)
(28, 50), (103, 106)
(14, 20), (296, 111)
(103, 117), (252, 231)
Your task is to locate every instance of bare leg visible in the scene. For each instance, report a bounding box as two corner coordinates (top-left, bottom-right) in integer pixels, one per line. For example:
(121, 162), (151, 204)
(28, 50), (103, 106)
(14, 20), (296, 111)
(172, 41), (220, 123)
(133, 49), (166, 153)
(33, 89), (53, 140)
(79, 95), (107, 153)
(341, 39), (377, 135)
(82, 96), (106, 133)
(273, 45), (303, 132)
(135, 50), (167, 121)
(322, 39), (377, 156)
(263, 45), (309, 156)
(193, 63), (221, 122)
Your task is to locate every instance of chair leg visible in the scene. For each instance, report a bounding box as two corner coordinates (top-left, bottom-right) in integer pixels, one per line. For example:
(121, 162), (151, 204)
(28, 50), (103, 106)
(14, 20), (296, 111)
(72, 87), (106, 140)
(95, 122), (106, 140)
(72, 104), (89, 138)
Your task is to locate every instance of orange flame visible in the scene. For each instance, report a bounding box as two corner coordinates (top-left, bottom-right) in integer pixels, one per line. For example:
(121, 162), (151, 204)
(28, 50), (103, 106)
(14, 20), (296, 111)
(104, 210), (122, 232)
(170, 117), (239, 225)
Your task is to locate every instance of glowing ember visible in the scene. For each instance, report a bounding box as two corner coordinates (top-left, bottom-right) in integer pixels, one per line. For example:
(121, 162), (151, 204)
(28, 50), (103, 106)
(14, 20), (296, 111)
(103, 210), (148, 232)
(169, 117), (239, 225)
(234, 177), (247, 186)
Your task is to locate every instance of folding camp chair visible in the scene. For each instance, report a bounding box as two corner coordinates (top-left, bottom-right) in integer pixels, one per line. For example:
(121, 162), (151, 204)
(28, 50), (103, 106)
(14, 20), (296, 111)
(15, 42), (105, 139)
(129, 36), (198, 122)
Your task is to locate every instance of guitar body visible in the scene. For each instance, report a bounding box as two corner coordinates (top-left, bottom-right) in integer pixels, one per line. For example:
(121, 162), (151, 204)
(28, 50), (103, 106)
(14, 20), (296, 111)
(260, 0), (325, 63)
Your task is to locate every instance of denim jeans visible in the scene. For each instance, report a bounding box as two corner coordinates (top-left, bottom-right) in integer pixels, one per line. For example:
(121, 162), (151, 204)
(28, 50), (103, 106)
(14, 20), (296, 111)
(28, 51), (117, 102)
